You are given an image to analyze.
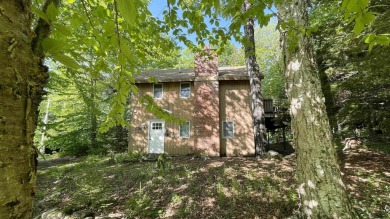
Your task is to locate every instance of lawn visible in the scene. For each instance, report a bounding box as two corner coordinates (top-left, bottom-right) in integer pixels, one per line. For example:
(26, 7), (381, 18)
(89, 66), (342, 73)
(33, 149), (390, 218)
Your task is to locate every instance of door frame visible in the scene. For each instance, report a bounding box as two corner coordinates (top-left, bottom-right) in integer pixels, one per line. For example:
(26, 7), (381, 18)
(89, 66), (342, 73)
(148, 120), (165, 154)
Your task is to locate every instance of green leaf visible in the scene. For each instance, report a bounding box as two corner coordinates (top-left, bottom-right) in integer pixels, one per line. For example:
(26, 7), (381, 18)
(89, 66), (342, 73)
(357, 0), (369, 9)
(52, 53), (80, 70)
(364, 34), (375, 43)
(376, 36), (390, 45)
(70, 16), (82, 29)
(120, 94), (126, 104)
(103, 20), (116, 34)
(120, 43), (133, 59)
(118, 53), (127, 66)
(31, 6), (49, 22)
(341, 0), (350, 10)
(130, 84), (139, 94)
(42, 38), (64, 53)
(287, 20), (295, 27)
(46, 2), (59, 21)
(117, 0), (137, 27)
(343, 11), (351, 21)
(95, 6), (107, 18)
(353, 20), (364, 35)
(54, 24), (72, 36)
(368, 41), (374, 52)
(361, 12), (375, 24)
(183, 11), (190, 19)
(214, 0), (220, 9)
(111, 35), (119, 49)
(347, 0), (360, 12)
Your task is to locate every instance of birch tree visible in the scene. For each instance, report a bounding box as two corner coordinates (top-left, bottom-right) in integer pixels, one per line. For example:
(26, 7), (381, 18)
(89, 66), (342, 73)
(278, 0), (355, 217)
(0, 0), (55, 217)
(242, 0), (267, 156)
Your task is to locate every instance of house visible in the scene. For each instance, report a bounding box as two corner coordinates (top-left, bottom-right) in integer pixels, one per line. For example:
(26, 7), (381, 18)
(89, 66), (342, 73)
(129, 49), (273, 156)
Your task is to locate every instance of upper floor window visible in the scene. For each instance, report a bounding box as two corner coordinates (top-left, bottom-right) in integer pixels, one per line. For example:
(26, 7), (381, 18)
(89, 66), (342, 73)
(153, 84), (163, 99)
(222, 121), (234, 138)
(179, 121), (190, 138)
(180, 82), (191, 98)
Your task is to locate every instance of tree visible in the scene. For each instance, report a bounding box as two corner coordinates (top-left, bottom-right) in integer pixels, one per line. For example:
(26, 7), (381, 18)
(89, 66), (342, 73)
(254, 22), (285, 99)
(242, 0), (267, 156)
(278, 0), (355, 217)
(0, 0), (179, 217)
(217, 42), (245, 67)
(34, 66), (110, 155)
(311, 0), (390, 137)
(0, 1), (52, 217)
(176, 41), (244, 69)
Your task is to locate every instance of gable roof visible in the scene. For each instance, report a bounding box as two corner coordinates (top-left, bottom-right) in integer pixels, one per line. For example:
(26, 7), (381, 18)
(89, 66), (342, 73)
(135, 66), (249, 83)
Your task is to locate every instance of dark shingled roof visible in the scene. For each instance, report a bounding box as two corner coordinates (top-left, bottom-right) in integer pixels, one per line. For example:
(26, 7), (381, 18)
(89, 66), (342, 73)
(135, 66), (249, 83)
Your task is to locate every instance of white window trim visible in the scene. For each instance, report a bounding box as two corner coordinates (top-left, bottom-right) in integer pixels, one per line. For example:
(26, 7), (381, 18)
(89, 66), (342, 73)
(153, 83), (163, 99)
(179, 121), (191, 138)
(222, 121), (234, 139)
(180, 82), (191, 99)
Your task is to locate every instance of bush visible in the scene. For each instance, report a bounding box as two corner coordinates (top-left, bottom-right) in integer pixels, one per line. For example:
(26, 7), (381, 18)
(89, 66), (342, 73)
(111, 152), (145, 164)
(87, 146), (107, 155)
(125, 186), (162, 218)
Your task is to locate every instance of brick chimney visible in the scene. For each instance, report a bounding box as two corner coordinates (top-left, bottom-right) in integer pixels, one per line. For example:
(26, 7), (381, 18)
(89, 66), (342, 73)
(193, 47), (220, 156)
(194, 46), (219, 78)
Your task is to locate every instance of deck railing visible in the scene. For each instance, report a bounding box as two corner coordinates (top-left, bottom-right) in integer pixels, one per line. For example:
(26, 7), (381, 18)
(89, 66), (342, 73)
(264, 99), (277, 113)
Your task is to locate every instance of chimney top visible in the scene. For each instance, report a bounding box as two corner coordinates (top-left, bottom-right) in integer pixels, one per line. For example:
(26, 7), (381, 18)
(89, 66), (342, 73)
(194, 47), (219, 77)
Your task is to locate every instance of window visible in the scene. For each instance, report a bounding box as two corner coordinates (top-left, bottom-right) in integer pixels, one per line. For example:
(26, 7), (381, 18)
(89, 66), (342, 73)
(152, 122), (163, 130)
(180, 83), (191, 98)
(153, 84), (163, 99)
(179, 121), (190, 138)
(222, 121), (234, 138)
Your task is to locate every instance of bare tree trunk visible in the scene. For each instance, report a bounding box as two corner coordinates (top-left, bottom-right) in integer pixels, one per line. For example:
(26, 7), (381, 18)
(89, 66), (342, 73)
(242, 0), (267, 156)
(0, 1), (49, 218)
(278, 0), (355, 218)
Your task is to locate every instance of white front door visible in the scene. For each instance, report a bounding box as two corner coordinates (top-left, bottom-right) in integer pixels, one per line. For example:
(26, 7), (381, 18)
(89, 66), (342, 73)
(148, 121), (165, 154)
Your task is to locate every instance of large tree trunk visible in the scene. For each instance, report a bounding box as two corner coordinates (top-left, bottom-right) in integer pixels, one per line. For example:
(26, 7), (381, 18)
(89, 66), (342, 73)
(242, 0), (267, 156)
(0, 0), (58, 217)
(0, 1), (49, 218)
(278, 0), (355, 218)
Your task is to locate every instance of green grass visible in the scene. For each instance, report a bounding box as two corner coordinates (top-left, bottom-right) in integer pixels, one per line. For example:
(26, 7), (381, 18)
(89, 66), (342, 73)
(34, 152), (390, 218)
(366, 140), (390, 154)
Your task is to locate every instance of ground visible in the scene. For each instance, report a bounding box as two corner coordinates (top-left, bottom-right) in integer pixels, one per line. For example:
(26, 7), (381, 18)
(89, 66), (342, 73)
(33, 149), (390, 219)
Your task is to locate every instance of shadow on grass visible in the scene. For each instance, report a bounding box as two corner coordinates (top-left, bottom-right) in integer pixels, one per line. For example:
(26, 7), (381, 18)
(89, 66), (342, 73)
(34, 156), (298, 218)
(341, 149), (390, 218)
(34, 151), (390, 218)
(122, 157), (298, 218)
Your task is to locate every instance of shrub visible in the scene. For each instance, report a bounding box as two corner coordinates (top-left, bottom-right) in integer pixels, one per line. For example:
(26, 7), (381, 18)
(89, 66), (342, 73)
(111, 152), (145, 164)
(125, 186), (162, 218)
